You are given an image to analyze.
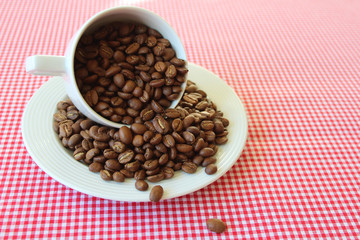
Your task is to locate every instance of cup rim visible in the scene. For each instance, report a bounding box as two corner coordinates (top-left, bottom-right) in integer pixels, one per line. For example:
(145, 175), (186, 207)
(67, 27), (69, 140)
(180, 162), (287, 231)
(66, 6), (187, 129)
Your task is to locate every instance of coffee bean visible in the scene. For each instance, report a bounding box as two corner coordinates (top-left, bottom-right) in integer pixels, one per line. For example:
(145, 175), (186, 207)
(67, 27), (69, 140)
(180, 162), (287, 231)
(135, 180), (149, 191)
(176, 144), (193, 153)
(162, 167), (174, 179)
(143, 160), (159, 171)
(68, 134), (82, 148)
(105, 159), (122, 171)
(99, 45), (113, 59)
(215, 136), (228, 145)
(205, 164), (217, 175)
(132, 135), (144, 147)
(147, 172), (165, 183)
(134, 169), (146, 180)
(118, 149), (135, 164)
(153, 115), (170, 134)
(89, 162), (103, 172)
(149, 185), (163, 202)
(172, 132), (185, 144)
(125, 161), (141, 172)
(119, 126), (133, 145)
(206, 219), (226, 233)
(171, 118), (183, 132)
(162, 134), (175, 148)
(202, 157), (216, 167)
(126, 42), (140, 54)
(182, 161), (198, 174)
(73, 147), (86, 161)
(182, 131), (195, 144)
(165, 65), (177, 78)
(113, 171), (125, 182)
(199, 147), (215, 157)
(89, 126), (110, 142)
(100, 169), (112, 181)
(151, 100), (164, 113)
(120, 169), (134, 178)
(59, 122), (73, 138)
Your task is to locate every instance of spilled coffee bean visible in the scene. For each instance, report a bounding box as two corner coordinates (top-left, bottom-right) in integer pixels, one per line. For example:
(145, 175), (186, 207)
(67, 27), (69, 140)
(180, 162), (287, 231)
(53, 80), (230, 197)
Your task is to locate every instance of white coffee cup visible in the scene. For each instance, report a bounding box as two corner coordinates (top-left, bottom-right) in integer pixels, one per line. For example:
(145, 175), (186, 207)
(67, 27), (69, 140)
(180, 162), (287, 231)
(26, 6), (187, 128)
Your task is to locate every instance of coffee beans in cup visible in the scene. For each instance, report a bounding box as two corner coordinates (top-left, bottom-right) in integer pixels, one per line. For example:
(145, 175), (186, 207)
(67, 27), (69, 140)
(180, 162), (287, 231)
(53, 80), (229, 198)
(74, 22), (188, 125)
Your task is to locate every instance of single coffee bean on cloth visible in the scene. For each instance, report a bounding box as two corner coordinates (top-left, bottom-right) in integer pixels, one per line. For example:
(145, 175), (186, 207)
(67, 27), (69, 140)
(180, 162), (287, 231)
(74, 22), (188, 125)
(53, 80), (229, 193)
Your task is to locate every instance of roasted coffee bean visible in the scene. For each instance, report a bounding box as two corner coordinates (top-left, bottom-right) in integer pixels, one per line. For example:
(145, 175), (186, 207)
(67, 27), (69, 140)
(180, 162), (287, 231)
(105, 159), (122, 171)
(118, 149), (135, 164)
(149, 185), (163, 202)
(199, 147), (215, 157)
(112, 141), (126, 153)
(80, 119), (94, 130)
(205, 164), (217, 175)
(82, 139), (93, 151)
(93, 155), (106, 164)
(113, 171), (125, 182)
(192, 155), (204, 166)
(89, 162), (103, 172)
(119, 126), (133, 145)
(176, 144), (193, 153)
(73, 147), (86, 161)
(171, 118), (183, 132)
(143, 160), (159, 171)
(162, 167), (174, 179)
(86, 148), (100, 161)
(201, 120), (215, 131)
(68, 134), (82, 148)
(93, 140), (109, 150)
(172, 132), (185, 144)
(182, 161), (198, 174)
(202, 157), (216, 167)
(162, 134), (175, 148)
(100, 169), (112, 181)
(194, 138), (205, 152)
(215, 136), (228, 145)
(148, 132), (161, 145)
(57, 101), (71, 110)
(103, 149), (118, 159)
(120, 169), (134, 178)
(132, 135), (144, 147)
(206, 219), (226, 233)
(147, 172), (165, 182)
(99, 45), (113, 59)
(135, 180), (149, 191)
(125, 161), (141, 172)
(131, 123), (147, 134)
(59, 122), (73, 138)
(134, 169), (146, 180)
(182, 131), (195, 144)
(204, 131), (216, 142)
(144, 148), (154, 160)
(155, 143), (167, 153)
(89, 126), (110, 142)
(151, 100), (164, 113)
(153, 115), (170, 134)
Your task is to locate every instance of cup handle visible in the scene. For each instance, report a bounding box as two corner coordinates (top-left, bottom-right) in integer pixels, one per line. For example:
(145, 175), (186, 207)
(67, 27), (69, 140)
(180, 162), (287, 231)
(26, 55), (66, 76)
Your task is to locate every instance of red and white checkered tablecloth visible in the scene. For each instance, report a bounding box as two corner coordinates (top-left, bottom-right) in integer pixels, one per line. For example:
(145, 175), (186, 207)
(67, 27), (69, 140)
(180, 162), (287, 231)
(1, 0), (359, 239)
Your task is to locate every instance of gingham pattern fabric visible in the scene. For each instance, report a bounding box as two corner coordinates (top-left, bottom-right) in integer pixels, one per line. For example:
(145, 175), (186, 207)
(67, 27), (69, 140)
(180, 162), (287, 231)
(1, 0), (359, 239)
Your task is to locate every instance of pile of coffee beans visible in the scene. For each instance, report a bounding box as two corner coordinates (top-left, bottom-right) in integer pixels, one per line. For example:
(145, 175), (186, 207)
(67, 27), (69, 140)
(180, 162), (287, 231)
(53, 80), (229, 201)
(74, 21), (188, 125)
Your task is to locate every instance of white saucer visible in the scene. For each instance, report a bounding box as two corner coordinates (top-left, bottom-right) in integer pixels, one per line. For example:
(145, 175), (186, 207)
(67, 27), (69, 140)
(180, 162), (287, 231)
(22, 62), (248, 202)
